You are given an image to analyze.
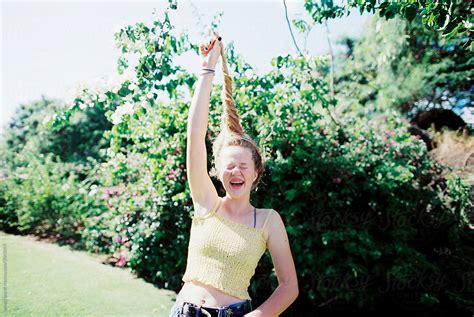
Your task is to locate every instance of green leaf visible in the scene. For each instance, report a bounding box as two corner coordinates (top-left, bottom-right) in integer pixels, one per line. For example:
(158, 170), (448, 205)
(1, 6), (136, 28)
(276, 56), (283, 68)
(285, 188), (298, 201)
(404, 4), (418, 22)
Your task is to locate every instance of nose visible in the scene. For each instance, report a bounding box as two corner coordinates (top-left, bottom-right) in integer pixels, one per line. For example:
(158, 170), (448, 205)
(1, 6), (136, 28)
(231, 166), (241, 174)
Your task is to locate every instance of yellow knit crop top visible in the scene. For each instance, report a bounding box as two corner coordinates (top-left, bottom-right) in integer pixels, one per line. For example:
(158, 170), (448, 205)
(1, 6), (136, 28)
(181, 199), (273, 300)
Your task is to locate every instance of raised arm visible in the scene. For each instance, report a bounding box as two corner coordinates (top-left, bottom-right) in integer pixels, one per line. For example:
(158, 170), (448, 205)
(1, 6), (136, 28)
(186, 33), (221, 215)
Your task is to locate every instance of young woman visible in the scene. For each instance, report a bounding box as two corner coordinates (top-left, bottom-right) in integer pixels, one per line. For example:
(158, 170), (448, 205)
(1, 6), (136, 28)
(169, 32), (298, 317)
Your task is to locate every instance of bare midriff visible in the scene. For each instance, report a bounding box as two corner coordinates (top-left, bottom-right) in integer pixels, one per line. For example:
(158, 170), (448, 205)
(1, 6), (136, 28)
(175, 281), (245, 308)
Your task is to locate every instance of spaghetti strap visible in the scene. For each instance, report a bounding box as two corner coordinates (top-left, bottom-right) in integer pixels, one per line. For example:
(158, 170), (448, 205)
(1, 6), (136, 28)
(253, 207), (256, 228)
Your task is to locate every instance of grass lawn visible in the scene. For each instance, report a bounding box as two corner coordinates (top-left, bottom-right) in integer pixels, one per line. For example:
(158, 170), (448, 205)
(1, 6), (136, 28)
(0, 231), (176, 316)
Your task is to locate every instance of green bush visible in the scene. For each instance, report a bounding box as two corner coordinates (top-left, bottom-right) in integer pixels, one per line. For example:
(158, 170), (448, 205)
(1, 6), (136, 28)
(1, 3), (471, 314)
(252, 111), (472, 313)
(0, 153), (108, 248)
(0, 178), (20, 233)
(76, 46), (472, 312)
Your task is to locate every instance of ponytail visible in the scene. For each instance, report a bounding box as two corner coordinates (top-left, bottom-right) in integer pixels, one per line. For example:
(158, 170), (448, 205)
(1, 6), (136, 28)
(218, 42), (245, 136)
(211, 40), (265, 191)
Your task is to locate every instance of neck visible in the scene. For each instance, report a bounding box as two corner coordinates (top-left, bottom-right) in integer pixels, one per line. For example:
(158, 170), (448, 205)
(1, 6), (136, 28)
(222, 193), (252, 215)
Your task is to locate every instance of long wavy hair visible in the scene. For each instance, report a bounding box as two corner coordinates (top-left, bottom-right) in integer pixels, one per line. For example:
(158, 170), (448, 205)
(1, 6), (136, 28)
(210, 41), (264, 191)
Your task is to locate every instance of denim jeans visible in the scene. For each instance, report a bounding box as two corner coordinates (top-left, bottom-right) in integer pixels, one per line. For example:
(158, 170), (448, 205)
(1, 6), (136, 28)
(169, 298), (253, 317)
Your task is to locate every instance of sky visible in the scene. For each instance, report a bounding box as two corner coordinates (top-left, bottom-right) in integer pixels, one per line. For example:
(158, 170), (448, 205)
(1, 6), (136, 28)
(1, 0), (370, 134)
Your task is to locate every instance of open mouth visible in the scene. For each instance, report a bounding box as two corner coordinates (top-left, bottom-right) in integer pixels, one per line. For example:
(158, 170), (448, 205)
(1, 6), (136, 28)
(229, 180), (245, 190)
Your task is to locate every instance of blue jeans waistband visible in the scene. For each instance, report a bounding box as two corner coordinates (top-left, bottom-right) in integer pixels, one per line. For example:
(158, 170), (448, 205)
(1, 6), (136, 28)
(171, 299), (252, 317)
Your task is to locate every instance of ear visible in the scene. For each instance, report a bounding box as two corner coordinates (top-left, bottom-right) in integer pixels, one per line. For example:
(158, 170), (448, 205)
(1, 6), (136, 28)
(253, 169), (258, 182)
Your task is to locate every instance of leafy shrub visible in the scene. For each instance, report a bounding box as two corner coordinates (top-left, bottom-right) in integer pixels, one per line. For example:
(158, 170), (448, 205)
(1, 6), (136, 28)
(0, 2), (470, 314)
(0, 153), (108, 248)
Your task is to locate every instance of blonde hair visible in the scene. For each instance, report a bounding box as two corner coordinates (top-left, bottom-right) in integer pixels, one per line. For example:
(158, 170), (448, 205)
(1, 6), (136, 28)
(210, 41), (264, 191)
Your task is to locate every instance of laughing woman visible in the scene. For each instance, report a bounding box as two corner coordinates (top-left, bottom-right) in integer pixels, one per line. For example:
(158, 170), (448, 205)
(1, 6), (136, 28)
(169, 32), (298, 317)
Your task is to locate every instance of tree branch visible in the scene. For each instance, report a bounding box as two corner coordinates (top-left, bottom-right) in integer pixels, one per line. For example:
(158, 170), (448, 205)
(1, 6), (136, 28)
(283, 0), (303, 56)
(324, 20), (335, 98)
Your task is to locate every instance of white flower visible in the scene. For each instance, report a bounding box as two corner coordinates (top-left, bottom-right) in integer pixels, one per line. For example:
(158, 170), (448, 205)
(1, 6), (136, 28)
(111, 101), (135, 125)
(89, 185), (98, 196)
(121, 102), (135, 115)
(111, 111), (122, 125)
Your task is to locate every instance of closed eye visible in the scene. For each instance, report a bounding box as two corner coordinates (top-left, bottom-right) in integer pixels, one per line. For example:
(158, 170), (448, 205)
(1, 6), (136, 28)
(226, 164), (248, 170)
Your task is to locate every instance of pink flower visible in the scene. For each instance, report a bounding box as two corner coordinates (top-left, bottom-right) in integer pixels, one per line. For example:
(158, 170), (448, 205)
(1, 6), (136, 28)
(117, 255), (126, 267)
(116, 236), (122, 243)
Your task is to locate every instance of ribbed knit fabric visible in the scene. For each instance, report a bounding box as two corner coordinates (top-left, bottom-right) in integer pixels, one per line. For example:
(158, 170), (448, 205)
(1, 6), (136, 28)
(182, 201), (273, 300)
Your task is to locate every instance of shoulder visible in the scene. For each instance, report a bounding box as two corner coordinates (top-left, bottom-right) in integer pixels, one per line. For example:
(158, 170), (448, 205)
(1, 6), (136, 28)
(259, 208), (275, 218)
(260, 209), (284, 242)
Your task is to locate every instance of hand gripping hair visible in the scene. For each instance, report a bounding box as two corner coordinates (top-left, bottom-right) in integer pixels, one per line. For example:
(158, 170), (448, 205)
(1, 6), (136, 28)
(210, 35), (264, 191)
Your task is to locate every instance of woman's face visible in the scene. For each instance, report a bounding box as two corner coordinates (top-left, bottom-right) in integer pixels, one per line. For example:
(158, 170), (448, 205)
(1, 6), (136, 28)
(218, 145), (258, 199)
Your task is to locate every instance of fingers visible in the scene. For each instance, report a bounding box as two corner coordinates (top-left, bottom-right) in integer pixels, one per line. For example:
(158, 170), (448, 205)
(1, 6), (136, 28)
(213, 31), (222, 41)
(199, 32), (222, 56)
(200, 43), (208, 56)
(199, 40), (218, 56)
